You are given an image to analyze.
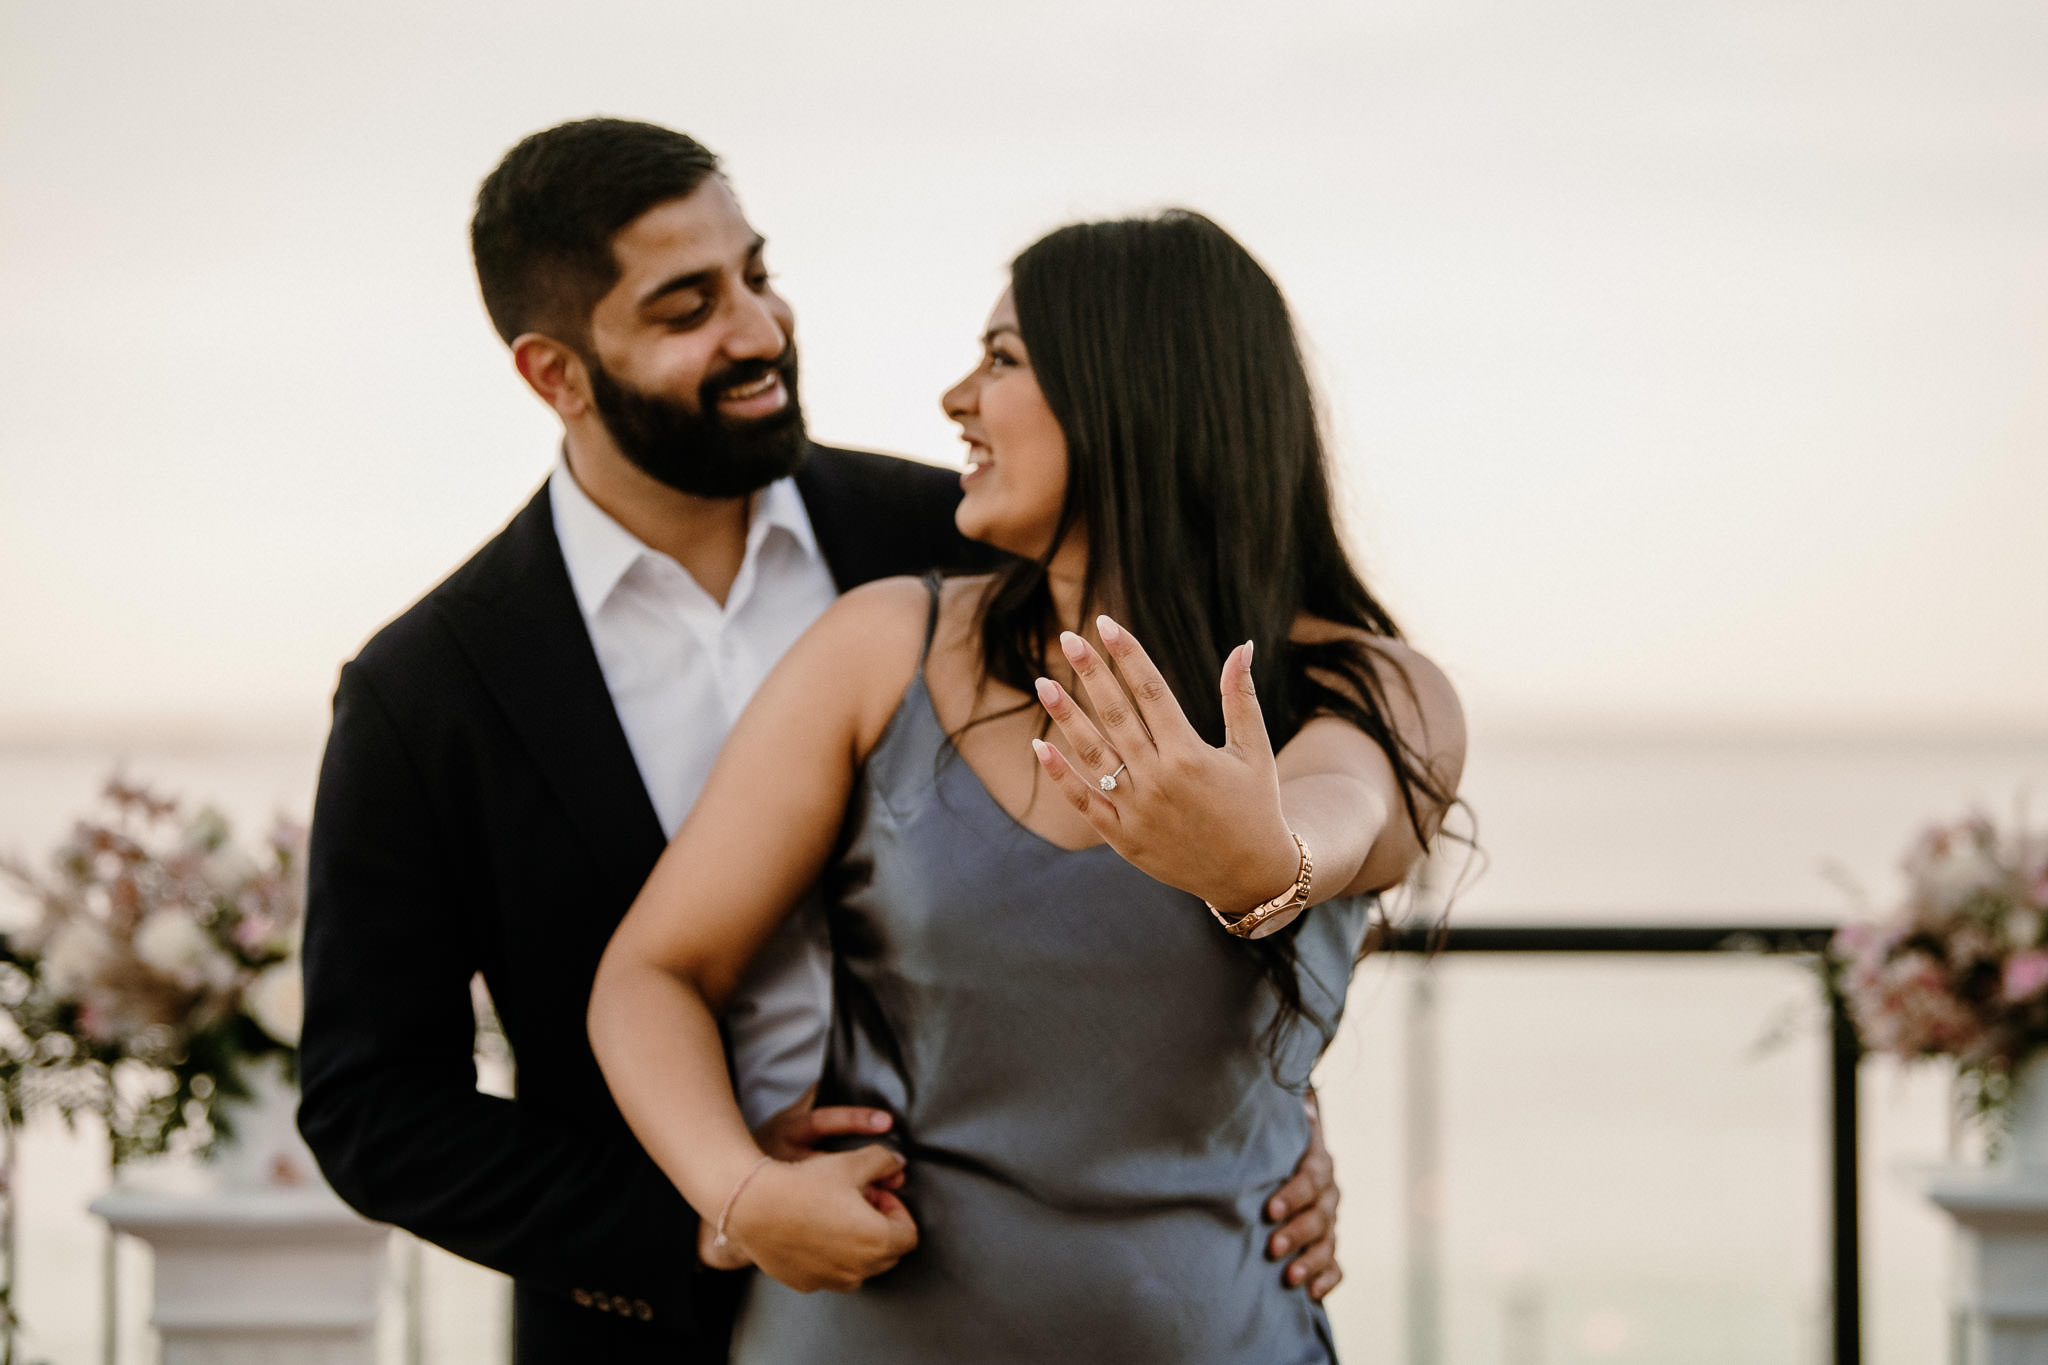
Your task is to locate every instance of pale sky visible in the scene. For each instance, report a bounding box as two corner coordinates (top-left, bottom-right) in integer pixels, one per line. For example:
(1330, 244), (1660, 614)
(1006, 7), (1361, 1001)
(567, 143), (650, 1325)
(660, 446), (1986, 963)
(2, 0), (2044, 741)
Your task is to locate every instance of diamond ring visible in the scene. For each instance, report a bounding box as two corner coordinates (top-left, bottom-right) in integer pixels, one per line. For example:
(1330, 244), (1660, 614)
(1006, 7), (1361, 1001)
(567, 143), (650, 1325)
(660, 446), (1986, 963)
(1099, 763), (1128, 792)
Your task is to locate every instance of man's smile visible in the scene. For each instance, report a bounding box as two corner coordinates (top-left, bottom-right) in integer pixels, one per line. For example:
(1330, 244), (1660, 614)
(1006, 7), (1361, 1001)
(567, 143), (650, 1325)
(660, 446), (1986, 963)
(714, 371), (788, 421)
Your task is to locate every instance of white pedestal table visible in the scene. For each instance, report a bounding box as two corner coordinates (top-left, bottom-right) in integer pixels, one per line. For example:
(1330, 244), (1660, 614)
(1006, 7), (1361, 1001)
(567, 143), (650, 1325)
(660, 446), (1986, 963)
(1925, 1167), (2048, 1365)
(90, 1185), (390, 1365)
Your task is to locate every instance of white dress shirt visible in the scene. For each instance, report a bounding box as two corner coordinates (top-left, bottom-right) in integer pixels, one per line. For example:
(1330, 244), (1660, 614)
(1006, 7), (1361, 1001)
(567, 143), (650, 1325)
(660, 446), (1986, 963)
(549, 463), (839, 1126)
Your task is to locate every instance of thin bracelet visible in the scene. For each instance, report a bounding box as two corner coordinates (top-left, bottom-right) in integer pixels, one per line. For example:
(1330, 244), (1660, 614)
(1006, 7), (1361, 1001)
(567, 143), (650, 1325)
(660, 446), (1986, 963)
(713, 1155), (776, 1251)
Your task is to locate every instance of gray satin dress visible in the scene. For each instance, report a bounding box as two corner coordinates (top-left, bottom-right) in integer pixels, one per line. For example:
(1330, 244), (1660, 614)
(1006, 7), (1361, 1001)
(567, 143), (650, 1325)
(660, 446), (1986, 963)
(732, 583), (1366, 1364)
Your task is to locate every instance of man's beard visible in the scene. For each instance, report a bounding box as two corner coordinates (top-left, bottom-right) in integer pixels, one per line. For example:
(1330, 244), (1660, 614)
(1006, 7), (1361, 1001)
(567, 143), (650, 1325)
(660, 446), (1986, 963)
(585, 347), (809, 499)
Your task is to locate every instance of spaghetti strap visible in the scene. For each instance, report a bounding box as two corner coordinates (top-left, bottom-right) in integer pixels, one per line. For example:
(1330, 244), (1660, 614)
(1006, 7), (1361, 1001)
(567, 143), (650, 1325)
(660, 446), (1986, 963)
(917, 570), (944, 675)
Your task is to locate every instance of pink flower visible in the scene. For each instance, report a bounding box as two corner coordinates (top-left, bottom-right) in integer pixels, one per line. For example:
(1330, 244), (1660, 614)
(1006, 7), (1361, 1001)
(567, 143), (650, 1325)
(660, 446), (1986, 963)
(2002, 951), (2048, 1004)
(74, 998), (121, 1045)
(231, 914), (277, 954)
(1851, 950), (1987, 1057)
(1832, 922), (1877, 959)
(1834, 917), (1908, 975)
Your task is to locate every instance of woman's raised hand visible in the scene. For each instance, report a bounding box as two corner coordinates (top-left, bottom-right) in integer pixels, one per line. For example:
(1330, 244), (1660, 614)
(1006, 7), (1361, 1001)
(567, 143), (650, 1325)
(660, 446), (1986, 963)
(1029, 616), (1302, 914)
(723, 1146), (918, 1293)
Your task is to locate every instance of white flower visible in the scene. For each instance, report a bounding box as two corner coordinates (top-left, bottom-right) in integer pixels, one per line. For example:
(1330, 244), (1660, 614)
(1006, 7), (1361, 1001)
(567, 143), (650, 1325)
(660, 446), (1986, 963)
(5, 907), (56, 960)
(200, 846), (254, 893)
(1913, 841), (2004, 914)
(133, 911), (236, 992)
(183, 806), (232, 854)
(42, 920), (109, 998)
(244, 962), (303, 1046)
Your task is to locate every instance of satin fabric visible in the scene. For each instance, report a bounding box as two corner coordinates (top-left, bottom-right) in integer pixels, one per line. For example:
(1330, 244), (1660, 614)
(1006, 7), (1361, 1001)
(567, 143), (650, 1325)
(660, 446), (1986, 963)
(732, 584), (1362, 1363)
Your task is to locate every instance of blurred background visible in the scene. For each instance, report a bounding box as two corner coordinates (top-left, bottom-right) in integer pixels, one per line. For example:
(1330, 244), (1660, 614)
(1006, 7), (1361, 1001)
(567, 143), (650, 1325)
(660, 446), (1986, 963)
(2, 1), (2044, 1361)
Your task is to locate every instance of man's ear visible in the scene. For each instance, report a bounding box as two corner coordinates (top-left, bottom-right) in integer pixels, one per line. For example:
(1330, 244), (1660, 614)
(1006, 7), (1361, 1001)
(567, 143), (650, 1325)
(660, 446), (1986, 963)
(511, 333), (591, 419)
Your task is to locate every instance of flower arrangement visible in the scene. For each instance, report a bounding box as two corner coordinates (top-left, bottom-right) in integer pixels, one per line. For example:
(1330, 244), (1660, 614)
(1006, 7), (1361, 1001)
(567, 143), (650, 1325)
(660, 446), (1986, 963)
(0, 775), (305, 1164)
(1832, 810), (2048, 1132)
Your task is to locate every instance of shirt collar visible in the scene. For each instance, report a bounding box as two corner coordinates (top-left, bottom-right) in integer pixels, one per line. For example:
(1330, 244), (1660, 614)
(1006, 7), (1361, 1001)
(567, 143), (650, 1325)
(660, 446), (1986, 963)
(548, 461), (822, 623)
(751, 468), (821, 564)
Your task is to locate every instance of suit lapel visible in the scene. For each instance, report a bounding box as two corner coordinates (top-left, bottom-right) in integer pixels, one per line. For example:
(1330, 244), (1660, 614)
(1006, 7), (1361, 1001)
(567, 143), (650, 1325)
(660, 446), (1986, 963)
(795, 445), (894, 591)
(438, 488), (668, 900)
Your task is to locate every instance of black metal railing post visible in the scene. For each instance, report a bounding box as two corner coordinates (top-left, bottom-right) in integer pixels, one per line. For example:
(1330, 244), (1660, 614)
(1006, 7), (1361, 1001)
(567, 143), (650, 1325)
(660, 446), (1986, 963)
(1830, 988), (1863, 1365)
(1382, 922), (1856, 1365)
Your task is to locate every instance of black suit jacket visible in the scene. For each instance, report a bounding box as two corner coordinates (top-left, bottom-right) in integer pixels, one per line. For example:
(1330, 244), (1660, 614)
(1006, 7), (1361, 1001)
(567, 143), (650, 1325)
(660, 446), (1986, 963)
(298, 446), (986, 1362)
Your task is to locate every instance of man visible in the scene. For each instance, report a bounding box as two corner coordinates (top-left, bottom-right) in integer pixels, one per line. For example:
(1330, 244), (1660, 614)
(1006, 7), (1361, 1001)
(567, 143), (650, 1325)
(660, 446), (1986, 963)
(298, 118), (1342, 1364)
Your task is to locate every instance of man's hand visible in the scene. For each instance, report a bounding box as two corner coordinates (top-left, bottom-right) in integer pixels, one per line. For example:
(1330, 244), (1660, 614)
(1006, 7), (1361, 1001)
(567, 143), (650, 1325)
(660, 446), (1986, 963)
(753, 1086), (896, 1163)
(1265, 1090), (1342, 1299)
(698, 1088), (902, 1271)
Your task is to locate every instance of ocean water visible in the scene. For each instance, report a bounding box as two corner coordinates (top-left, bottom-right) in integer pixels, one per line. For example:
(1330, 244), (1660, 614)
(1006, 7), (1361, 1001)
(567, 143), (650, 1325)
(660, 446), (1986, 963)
(2, 729), (2043, 1365)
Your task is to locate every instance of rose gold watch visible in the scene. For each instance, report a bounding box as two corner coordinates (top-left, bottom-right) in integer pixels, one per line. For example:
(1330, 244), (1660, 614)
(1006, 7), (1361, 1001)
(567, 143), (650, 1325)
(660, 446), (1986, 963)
(1205, 833), (1313, 939)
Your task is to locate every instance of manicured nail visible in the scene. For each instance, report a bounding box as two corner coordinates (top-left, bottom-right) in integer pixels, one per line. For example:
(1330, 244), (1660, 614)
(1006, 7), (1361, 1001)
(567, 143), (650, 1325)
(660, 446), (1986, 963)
(1035, 677), (1059, 707)
(1059, 631), (1086, 662)
(1288, 1263), (1306, 1285)
(1267, 1198), (1285, 1220)
(1244, 639), (1254, 664)
(1030, 738), (1051, 763)
(1270, 1234), (1290, 1256)
(869, 1112), (890, 1130)
(1097, 615), (1124, 647)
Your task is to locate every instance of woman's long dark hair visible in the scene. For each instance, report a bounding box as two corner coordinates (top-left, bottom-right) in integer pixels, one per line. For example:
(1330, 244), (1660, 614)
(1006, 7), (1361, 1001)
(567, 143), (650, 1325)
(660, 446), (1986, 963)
(976, 209), (1460, 1068)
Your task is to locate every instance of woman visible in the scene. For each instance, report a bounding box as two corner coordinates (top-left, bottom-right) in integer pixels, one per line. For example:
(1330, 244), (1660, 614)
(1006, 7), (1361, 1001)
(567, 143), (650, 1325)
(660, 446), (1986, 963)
(589, 210), (1465, 1362)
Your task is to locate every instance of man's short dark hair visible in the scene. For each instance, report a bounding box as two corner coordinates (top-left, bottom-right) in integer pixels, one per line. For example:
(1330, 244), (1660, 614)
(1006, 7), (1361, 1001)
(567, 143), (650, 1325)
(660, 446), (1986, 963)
(471, 118), (722, 347)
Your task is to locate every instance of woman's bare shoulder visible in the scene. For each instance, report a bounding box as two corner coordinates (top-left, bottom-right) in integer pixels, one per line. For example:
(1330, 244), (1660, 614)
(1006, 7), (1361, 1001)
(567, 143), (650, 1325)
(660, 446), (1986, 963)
(817, 574), (992, 645)
(1289, 617), (1450, 687)
(823, 571), (989, 618)
(1288, 619), (1465, 770)
(784, 577), (934, 745)
(821, 573), (937, 625)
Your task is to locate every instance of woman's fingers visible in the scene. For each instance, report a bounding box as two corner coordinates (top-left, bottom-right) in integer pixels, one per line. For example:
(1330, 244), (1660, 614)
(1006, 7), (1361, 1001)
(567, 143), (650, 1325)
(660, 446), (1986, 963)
(740, 1151), (918, 1294)
(837, 1143), (909, 1188)
(1034, 677), (1121, 784)
(863, 1183), (909, 1215)
(1057, 631), (1154, 758)
(875, 1186), (920, 1253)
(1030, 738), (1122, 835)
(1219, 640), (1274, 762)
(829, 1145), (919, 1272)
(1095, 615), (1199, 747)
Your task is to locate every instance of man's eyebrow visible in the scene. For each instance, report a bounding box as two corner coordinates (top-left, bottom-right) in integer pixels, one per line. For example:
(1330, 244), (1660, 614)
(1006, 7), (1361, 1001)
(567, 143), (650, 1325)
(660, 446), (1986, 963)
(638, 237), (768, 311)
(639, 269), (714, 311)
